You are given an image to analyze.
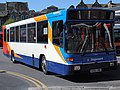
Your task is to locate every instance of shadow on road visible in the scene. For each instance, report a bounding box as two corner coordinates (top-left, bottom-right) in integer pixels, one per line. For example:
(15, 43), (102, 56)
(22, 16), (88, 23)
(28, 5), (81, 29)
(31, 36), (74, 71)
(17, 60), (120, 83)
(57, 64), (120, 83)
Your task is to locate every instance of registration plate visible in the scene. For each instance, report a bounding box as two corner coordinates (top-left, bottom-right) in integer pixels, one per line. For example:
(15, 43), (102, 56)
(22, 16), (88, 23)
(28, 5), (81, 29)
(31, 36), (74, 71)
(90, 68), (102, 73)
(74, 66), (80, 71)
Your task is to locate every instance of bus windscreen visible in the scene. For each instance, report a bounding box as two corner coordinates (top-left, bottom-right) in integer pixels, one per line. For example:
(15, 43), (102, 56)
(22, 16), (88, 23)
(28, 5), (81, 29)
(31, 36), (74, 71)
(65, 22), (114, 54)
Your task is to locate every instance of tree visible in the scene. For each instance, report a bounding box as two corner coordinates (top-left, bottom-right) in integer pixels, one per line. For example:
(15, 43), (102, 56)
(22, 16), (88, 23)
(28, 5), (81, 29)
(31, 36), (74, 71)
(3, 18), (15, 25)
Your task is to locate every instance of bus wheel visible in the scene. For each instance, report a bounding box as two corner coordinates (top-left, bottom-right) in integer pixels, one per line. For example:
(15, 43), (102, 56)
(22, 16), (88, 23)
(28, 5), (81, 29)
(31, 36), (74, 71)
(11, 50), (16, 63)
(41, 56), (48, 75)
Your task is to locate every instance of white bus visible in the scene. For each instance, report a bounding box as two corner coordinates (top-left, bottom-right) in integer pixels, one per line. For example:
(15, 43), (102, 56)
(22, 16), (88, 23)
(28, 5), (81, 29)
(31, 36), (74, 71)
(3, 8), (117, 75)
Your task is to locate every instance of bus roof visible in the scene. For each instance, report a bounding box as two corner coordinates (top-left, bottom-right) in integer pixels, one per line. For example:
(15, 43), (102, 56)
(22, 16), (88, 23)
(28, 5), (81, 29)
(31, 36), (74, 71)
(6, 18), (35, 29)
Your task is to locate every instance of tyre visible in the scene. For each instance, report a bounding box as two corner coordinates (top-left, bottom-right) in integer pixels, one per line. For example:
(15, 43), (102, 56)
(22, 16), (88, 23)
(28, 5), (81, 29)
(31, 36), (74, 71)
(11, 50), (16, 63)
(41, 56), (48, 74)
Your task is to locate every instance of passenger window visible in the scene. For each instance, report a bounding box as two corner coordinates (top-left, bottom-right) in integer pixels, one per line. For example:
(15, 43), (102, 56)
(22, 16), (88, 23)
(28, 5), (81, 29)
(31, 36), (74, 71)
(28, 23), (36, 43)
(7, 29), (9, 42)
(20, 25), (26, 42)
(10, 27), (15, 42)
(37, 21), (48, 43)
(16, 26), (20, 42)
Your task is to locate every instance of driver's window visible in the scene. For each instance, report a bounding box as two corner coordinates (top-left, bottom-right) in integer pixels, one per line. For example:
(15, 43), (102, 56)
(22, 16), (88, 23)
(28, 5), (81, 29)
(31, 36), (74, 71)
(52, 20), (63, 47)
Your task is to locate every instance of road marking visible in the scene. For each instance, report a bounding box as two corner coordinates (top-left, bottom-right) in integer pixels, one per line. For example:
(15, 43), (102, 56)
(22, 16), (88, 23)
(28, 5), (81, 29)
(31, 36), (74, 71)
(7, 71), (41, 88)
(0, 70), (48, 90)
(7, 71), (48, 89)
(0, 70), (6, 73)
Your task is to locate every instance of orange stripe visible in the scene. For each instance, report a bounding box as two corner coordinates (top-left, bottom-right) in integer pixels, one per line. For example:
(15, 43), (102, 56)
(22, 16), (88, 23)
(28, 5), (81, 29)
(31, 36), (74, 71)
(48, 23), (67, 64)
(7, 42), (11, 55)
(34, 15), (47, 22)
(54, 45), (67, 64)
(48, 23), (52, 42)
(7, 43), (22, 59)
(2, 26), (6, 31)
(14, 53), (23, 59)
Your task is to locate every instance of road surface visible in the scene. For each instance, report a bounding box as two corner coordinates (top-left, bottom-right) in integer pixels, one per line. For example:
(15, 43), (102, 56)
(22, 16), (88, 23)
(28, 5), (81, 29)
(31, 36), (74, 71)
(0, 47), (120, 90)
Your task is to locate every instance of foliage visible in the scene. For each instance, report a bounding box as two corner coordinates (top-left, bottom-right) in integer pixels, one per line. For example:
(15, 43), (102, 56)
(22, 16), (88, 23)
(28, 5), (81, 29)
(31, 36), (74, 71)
(3, 18), (15, 25)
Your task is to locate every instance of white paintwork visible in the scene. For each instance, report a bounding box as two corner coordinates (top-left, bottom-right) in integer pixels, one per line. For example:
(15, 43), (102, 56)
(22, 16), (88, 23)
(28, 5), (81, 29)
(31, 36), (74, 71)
(6, 18), (36, 29)
(8, 39), (67, 64)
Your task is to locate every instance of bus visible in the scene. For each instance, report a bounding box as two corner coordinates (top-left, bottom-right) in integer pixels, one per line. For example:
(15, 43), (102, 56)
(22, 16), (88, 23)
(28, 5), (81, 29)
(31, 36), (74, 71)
(2, 8), (117, 75)
(0, 32), (3, 47)
(114, 10), (120, 54)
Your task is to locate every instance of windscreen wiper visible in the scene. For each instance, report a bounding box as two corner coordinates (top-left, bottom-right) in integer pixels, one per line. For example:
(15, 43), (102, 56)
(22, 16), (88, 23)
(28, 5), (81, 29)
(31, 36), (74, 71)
(80, 35), (89, 56)
(81, 41), (89, 56)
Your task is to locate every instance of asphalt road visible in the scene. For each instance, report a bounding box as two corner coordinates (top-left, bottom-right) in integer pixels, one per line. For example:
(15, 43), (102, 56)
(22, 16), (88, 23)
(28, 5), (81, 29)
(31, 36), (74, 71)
(0, 47), (120, 90)
(0, 72), (32, 90)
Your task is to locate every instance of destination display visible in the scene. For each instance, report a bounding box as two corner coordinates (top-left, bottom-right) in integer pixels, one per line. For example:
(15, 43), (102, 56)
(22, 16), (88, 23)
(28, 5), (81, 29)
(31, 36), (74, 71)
(67, 9), (114, 20)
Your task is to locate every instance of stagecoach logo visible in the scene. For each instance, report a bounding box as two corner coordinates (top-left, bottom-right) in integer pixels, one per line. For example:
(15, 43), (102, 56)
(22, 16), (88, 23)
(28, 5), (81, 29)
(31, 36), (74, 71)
(90, 58), (103, 62)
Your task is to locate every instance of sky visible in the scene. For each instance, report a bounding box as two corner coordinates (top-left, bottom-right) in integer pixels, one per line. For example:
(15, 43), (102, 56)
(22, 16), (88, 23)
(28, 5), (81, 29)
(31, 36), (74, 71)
(0, 0), (120, 11)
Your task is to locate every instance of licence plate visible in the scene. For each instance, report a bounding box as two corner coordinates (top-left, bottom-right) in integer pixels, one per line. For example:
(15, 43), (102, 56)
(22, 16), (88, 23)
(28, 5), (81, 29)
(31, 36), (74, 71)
(90, 68), (102, 73)
(74, 66), (80, 71)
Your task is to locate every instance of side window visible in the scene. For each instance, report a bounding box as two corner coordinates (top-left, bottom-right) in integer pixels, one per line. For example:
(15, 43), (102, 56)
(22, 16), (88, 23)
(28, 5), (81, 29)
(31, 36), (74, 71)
(16, 26), (19, 42)
(37, 21), (48, 43)
(10, 27), (15, 42)
(20, 25), (26, 42)
(4, 29), (6, 42)
(7, 29), (9, 42)
(28, 23), (36, 43)
(52, 20), (63, 46)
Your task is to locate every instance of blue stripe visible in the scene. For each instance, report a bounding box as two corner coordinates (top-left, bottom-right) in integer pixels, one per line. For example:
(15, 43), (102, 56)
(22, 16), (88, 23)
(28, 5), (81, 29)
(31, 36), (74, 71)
(3, 52), (117, 75)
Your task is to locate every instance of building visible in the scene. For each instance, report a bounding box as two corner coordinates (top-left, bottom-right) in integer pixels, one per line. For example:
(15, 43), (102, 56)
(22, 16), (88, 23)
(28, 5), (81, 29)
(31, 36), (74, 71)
(40, 5), (59, 15)
(0, 2), (40, 31)
(1, 0), (120, 31)
(0, 3), (8, 31)
(69, 0), (120, 9)
(0, 2), (60, 31)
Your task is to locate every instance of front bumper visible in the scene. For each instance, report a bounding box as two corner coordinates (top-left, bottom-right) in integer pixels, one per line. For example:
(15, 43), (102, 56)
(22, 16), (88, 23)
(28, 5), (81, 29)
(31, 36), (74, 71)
(67, 61), (117, 75)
